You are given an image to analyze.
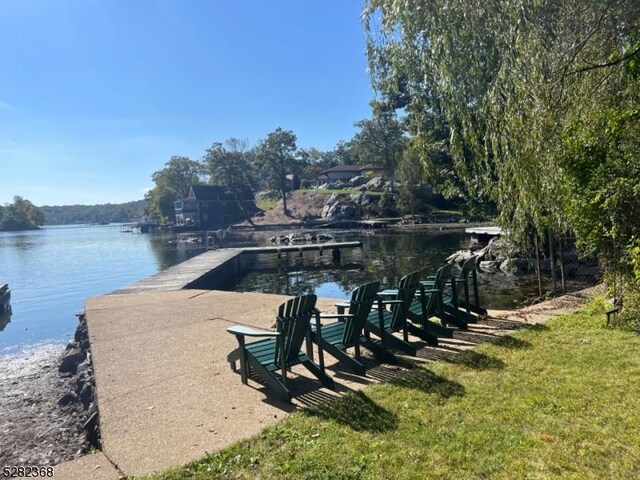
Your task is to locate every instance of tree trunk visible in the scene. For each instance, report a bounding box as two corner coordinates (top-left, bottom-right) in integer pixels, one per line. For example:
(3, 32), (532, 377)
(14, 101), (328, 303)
(558, 236), (566, 294)
(534, 234), (543, 297)
(279, 179), (289, 216)
(548, 230), (557, 296)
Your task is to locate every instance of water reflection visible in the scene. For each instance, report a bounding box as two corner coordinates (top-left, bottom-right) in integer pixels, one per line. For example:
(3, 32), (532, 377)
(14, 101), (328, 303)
(231, 229), (541, 309)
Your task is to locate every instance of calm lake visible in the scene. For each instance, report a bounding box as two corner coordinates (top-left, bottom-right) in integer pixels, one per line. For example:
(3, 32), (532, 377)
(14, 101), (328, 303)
(0, 225), (543, 355)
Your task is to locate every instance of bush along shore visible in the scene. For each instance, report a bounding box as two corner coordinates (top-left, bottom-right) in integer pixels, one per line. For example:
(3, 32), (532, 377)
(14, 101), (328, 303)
(0, 314), (99, 466)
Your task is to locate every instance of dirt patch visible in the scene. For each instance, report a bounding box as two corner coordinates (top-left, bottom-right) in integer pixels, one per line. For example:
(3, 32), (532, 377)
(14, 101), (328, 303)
(248, 190), (330, 225)
(0, 344), (89, 466)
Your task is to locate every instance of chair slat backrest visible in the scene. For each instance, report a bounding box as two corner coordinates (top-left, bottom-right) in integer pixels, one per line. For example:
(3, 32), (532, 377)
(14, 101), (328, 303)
(433, 262), (455, 291)
(389, 271), (421, 331)
(459, 255), (478, 279)
(342, 281), (380, 346)
(275, 294), (317, 364)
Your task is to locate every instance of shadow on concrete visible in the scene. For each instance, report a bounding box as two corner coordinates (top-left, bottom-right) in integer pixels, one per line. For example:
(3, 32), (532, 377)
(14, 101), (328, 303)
(302, 390), (398, 433)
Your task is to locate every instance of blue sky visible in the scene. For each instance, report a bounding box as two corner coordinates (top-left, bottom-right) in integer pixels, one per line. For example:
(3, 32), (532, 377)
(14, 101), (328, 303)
(0, 1), (374, 206)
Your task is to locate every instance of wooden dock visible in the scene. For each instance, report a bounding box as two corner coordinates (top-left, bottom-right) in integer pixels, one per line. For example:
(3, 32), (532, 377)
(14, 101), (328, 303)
(112, 241), (362, 294)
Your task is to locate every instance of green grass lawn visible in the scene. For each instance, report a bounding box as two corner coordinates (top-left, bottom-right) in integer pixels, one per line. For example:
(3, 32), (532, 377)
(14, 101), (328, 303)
(141, 299), (640, 479)
(255, 198), (278, 211)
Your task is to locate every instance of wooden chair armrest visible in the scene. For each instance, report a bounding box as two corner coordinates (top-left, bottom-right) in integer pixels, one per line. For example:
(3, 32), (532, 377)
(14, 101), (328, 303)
(380, 299), (404, 305)
(379, 289), (399, 296)
(334, 302), (350, 308)
(226, 325), (281, 338)
(319, 313), (355, 319)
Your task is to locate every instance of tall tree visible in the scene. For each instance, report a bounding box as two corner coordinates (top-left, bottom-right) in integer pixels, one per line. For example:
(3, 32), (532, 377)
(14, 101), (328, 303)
(256, 128), (298, 215)
(204, 138), (255, 223)
(351, 101), (406, 187)
(145, 156), (206, 221)
(363, 0), (640, 255)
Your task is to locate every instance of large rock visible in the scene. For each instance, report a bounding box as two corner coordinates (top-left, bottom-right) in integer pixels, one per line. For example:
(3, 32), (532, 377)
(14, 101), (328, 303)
(323, 201), (361, 221)
(364, 177), (387, 191)
(254, 190), (279, 202)
(348, 175), (367, 186)
(349, 192), (369, 205)
(59, 347), (85, 375)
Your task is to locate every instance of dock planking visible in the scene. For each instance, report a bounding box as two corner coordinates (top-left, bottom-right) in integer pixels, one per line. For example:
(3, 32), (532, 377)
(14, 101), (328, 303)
(111, 241), (362, 294)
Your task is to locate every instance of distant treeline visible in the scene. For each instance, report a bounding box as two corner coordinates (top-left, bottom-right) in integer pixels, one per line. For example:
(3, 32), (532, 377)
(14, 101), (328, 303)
(39, 200), (147, 225)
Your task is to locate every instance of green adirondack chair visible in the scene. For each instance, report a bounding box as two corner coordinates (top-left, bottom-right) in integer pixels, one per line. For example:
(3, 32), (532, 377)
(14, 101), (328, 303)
(309, 281), (382, 375)
(226, 294), (335, 403)
(456, 255), (487, 316)
(413, 262), (469, 330)
(364, 271), (421, 357)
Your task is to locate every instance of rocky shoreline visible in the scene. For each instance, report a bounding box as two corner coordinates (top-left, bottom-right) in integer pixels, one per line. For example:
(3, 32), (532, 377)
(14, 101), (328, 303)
(0, 314), (99, 467)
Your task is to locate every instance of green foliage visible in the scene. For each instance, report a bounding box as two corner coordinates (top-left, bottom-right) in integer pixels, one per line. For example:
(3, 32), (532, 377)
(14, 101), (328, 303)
(39, 200), (146, 225)
(350, 101), (406, 183)
(256, 128), (299, 215)
(561, 108), (640, 271)
(396, 149), (431, 215)
(255, 197), (278, 212)
(617, 239), (640, 330)
(378, 188), (394, 214)
(204, 138), (255, 222)
(144, 300), (640, 479)
(363, 0), (640, 261)
(145, 156), (207, 221)
(0, 196), (44, 231)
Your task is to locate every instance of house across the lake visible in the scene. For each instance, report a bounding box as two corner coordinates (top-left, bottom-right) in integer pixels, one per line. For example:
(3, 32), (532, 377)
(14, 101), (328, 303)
(315, 164), (385, 186)
(174, 185), (257, 229)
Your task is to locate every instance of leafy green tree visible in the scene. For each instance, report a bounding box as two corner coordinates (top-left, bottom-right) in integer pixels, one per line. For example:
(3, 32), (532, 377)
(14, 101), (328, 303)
(204, 138), (255, 222)
(378, 188), (395, 216)
(145, 156), (207, 221)
(561, 107), (640, 277)
(256, 128), (299, 215)
(351, 101), (406, 186)
(363, 0), (640, 257)
(332, 140), (362, 166)
(396, 149), (431, 216)
(0, 196), (45, 231)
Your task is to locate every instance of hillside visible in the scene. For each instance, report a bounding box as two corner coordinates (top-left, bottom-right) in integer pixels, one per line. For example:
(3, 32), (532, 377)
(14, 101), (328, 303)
(39, 200), (147, 225)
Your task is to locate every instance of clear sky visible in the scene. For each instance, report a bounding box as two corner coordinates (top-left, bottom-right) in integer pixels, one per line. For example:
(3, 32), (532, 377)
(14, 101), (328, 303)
(0, 1), (374, 206)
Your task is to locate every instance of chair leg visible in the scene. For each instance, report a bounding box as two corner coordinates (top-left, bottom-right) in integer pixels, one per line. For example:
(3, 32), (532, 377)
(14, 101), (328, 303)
(246, 356), (291, 403)
(302, 360), (335, 389)
(321, 341), (366, 375)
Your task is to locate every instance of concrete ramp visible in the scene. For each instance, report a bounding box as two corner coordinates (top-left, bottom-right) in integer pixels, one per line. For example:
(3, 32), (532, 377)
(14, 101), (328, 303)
(85, 290), (345, 476)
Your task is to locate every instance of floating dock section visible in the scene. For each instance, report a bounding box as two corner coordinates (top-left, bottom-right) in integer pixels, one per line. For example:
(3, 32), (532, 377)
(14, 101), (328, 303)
(465, 226), (503, 245)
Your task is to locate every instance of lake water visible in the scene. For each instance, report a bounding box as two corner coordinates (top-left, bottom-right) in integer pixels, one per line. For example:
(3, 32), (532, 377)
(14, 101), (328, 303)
(0, 225), (206, 354)
(0, 225), (545, 355)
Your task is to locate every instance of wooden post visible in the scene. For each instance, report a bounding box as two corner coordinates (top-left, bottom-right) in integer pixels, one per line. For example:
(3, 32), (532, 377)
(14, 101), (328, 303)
(548, 230), (557, 296)
(332, 248), (341, 262)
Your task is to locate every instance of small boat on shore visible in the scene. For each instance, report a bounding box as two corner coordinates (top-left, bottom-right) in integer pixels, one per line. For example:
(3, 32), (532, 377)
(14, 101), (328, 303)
(0, 283), (11, 316)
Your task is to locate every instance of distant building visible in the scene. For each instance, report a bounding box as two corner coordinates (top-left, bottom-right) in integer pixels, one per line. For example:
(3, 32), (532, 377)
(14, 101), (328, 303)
(174, 185), (257, 229)
(315, 165), (385, 185)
